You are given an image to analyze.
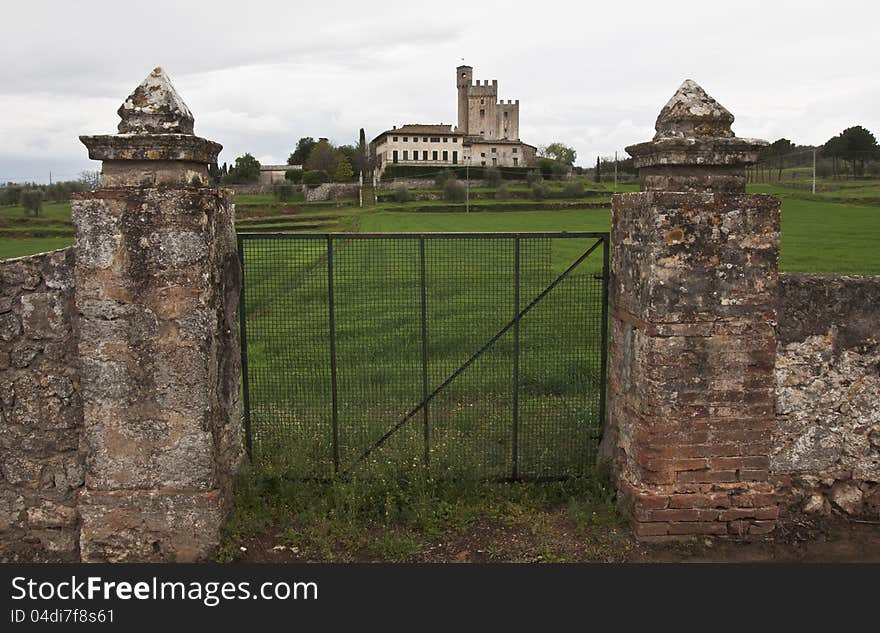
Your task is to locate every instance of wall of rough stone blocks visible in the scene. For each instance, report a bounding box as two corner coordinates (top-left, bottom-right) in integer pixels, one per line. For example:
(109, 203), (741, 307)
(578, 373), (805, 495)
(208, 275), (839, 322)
(772, 272), (880, 518)
(0, 248), (83, 561)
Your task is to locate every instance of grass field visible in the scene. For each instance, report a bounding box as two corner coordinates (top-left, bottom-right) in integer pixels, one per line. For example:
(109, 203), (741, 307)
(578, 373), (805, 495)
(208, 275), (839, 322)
(3, 180), (875, 273)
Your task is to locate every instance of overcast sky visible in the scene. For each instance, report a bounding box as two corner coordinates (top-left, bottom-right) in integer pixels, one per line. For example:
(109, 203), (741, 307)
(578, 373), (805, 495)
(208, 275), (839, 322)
(1, 0), (878, 182)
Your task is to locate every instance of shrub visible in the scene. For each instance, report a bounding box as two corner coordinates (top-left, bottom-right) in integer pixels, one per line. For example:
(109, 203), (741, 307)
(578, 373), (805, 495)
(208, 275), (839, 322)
(526, 170), (543, 187)
(815, 159), (833, 179)
(273, 182), (298, 202)
(334, 155), (354, 182)
(530, 182), (547, 200)
(866, 161), (880, 176)
(382, 164), (531, 181)
(285, 169), (302, 183)
(484, 167), (502, 187)
(1, 185), (23, 206)
(434, 170), (452, 188)
(551, 161), (569, 180)
(562, 181), (585, 198)
(393, 186), (413, 203)
(537, 157), (570, 180)
(302, 170), (329, 186)
(19, 189), (44, 216)
(495, 184), (510, 200)
(443, 179), (467, 202)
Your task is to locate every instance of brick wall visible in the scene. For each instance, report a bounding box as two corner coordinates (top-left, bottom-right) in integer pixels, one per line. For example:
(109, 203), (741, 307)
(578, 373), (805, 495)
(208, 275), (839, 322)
(609, 191), (782, 538)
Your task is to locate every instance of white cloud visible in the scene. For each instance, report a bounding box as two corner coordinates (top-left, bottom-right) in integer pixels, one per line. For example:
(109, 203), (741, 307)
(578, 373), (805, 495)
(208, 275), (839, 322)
(0, 0), (877, 180)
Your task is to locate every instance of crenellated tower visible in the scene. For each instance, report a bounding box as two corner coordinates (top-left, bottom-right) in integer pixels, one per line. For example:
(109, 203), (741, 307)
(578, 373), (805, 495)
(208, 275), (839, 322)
(456, 65), (472, 135)
(455, 65), (519, 140)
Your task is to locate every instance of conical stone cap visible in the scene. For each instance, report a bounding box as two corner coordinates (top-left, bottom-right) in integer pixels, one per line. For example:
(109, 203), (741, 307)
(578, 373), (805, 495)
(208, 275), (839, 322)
(80, 67), (221, 177)
(117, 67), (195, 135)
(654, 79), (734, 140)
(625, 79), (767, 192)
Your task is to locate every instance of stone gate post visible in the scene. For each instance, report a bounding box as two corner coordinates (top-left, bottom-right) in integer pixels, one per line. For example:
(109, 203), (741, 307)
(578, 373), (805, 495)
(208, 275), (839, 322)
(605, 80), (781, 538)
(71, 68), (243, 561)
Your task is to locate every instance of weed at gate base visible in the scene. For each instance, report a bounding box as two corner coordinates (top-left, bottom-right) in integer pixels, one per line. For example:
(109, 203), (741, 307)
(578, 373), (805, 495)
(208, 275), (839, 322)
(218, 460), (628, 563)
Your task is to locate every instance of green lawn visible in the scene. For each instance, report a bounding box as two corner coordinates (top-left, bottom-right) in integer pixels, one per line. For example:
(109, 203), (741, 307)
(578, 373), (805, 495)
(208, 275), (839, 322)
(0, 237), (73, 260)
(361, 208), (610, 233)
(0, 201), (73, 222)
(1, 182), (878, 274)
(779, 198), (880, 274)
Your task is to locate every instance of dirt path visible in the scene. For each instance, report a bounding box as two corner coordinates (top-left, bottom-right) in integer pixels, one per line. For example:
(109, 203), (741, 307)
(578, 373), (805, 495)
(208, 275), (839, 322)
(233, 514), (880, 564)
(630, 520), (880, 563)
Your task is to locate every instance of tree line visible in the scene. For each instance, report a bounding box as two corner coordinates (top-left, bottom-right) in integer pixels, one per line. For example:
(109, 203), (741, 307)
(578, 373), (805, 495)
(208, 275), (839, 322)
(748, 126), (879, 181)
(0, 171), (99, 216)
(578, 124), (879, 183)
(216, 129), (373, 186)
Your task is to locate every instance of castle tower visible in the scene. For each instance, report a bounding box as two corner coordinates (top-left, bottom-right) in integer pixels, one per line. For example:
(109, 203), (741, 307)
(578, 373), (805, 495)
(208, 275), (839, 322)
(456, 65), (472, 134)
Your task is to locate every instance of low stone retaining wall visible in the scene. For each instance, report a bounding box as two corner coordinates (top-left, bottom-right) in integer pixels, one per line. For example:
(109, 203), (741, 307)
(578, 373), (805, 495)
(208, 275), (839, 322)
(378, 177), (528, 190)
(304, 182), (358, 202)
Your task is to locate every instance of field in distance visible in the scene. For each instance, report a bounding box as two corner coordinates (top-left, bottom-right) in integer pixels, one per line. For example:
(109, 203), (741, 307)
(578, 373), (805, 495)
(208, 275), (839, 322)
(0, 178), (877, 274)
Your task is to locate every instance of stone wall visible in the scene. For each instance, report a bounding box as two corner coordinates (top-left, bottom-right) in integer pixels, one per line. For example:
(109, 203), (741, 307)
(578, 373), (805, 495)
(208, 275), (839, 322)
(228, 183), (271, 195)
(378, 177), (528, 190)
(0, 248), (83, 562)
(304, 182), (358, 202)
(772, 273), (880, 517)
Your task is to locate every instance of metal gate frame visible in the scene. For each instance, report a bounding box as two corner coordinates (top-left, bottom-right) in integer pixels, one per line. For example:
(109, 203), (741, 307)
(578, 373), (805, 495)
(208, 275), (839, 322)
(238, 232), (609, 480)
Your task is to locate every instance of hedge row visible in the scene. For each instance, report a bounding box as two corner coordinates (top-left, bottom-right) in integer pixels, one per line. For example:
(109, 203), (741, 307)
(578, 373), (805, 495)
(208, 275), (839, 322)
(381, 165), (533, 181)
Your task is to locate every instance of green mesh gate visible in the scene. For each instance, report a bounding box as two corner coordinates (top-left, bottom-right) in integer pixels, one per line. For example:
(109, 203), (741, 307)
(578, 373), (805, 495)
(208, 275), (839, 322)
(238, 232), (608, 479)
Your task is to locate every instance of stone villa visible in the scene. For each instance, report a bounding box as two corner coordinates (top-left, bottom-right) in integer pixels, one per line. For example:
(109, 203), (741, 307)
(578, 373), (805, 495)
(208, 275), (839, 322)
(371, 65), (537, 176)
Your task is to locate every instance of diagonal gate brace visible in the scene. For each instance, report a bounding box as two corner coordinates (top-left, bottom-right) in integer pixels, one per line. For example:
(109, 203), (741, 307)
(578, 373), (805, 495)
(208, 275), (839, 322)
(348, 236), (606, 472)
